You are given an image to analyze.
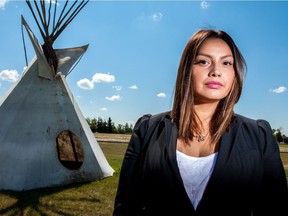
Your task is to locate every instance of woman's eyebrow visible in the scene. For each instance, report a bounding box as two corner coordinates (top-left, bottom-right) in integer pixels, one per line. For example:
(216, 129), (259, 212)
(196, 53), (234, 59)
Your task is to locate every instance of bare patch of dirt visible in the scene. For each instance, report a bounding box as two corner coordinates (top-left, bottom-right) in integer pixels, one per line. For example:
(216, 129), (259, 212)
(95, 133), (131, 143)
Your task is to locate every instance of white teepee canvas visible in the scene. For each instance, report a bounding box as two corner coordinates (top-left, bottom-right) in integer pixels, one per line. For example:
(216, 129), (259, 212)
(0, 0), (114, 191)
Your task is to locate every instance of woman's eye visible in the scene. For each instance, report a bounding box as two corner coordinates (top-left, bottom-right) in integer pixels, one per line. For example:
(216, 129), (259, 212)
(195, 60), (209, 65)
(223, 61), (233, 66)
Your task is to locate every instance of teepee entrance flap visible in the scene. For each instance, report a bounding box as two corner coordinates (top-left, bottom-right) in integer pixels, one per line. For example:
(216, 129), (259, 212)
(22, 16), (53, 80)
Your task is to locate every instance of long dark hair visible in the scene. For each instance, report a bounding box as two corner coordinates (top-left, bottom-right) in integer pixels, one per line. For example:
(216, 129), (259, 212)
(171, 29), (247, 144)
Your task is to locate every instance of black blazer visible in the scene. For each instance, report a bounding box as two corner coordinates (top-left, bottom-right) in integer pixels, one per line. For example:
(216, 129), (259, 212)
(114, 112), (288, 216)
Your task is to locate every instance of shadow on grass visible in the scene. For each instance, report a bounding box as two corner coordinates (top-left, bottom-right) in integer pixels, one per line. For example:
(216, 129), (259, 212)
(0, 181), (102, 216)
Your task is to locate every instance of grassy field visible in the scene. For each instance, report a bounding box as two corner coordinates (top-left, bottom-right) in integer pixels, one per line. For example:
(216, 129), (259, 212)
(0, 134), (287, 216)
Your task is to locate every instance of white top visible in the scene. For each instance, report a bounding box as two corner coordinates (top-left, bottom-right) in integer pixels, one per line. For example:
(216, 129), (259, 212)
(176, 150), (218, 209)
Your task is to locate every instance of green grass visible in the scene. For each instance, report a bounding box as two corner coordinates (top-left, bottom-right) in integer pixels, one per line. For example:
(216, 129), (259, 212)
(0, 141), (287, 216)
(0, 142), (127, 216)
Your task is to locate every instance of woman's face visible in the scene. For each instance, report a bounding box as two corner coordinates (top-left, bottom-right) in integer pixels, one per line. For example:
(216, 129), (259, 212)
(192, 38), (235, 104)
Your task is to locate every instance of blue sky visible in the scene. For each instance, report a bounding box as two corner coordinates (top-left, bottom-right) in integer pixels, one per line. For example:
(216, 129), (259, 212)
(0, 0), (288, 135)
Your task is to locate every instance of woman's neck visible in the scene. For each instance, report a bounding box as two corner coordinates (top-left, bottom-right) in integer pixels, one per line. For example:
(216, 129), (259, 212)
(194, 102), (218, 126)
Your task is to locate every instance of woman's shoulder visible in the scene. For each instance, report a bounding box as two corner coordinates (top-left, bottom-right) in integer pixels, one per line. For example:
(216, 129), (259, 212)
(233, 113), (272, 130)
(136, 111), (171, 125)
(133, 111), (171, 133)
(233, 113), (275, 146)
(232, 113), (279, 154)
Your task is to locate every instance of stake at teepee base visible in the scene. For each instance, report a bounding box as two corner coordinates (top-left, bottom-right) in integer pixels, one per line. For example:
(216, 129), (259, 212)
(0, 0), (114, 191)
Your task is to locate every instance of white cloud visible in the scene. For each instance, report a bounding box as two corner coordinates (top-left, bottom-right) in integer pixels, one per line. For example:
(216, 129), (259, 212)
(157, 92), (166, 98)
(150, 12), (163, 22)
(77, 78), (94, 90)
(105, 95), (121, 101)
(77, 73), (115, 90)
(270, 86), (287, 94)
(92, 73), (115, 83)
(129, 84), (138, 90)
(113, 85), (122, 91)
(0, 69), (19, 82)
(0, 0), (8, 9)
(201, 1), (209, 9)
(100, 107), (108, 111)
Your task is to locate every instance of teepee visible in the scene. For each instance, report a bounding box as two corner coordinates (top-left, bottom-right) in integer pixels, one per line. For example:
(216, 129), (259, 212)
(0, 0), (114, 191)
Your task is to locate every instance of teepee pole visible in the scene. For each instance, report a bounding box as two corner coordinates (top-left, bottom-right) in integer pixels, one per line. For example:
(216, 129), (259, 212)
(52, 0), (58, 31)
(39, 0), (49, 37)
(26, 0), (46, 39)
(25, 0), (90, 73)
(52, 0), (89, 41)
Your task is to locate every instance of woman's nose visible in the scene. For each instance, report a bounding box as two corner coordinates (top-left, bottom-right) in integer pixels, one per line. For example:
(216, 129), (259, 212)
(208, 64), (222, 77)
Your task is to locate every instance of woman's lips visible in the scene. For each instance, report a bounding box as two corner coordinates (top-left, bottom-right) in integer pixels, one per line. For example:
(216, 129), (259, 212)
(205, 81), (223, 89)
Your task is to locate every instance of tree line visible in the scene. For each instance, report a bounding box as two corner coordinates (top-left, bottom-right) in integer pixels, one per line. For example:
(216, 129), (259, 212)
(273, 128), (288, 144)
(86, 117), (288, 144)
(86, 117), (133, 134)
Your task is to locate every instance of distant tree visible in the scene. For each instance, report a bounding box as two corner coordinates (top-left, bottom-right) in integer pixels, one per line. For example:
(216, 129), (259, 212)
(107, 117), (113, 133)
(86, 117), (91, 126)
(97, 117), (104, 133)
(86, 117), (97, 133)
(283, 136), (288, 144)
(117, 124), (125, 134)
(103, 120), (108, 133)
(124, 123), (133, 134)
(129, 124), (133, 133)
(274, 128), (283, 143)
(90, 117), (97, 133)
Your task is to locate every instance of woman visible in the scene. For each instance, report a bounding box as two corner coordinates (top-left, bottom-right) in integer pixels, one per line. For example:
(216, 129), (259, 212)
(113, 29), (288, 216)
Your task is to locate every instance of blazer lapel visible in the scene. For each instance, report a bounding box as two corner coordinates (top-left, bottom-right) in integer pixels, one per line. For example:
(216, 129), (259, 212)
(210, 116), (240, 179)
(165, 120), (183, 183)
(164, 119), (196, 212)
(197, 116), (241, 211)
